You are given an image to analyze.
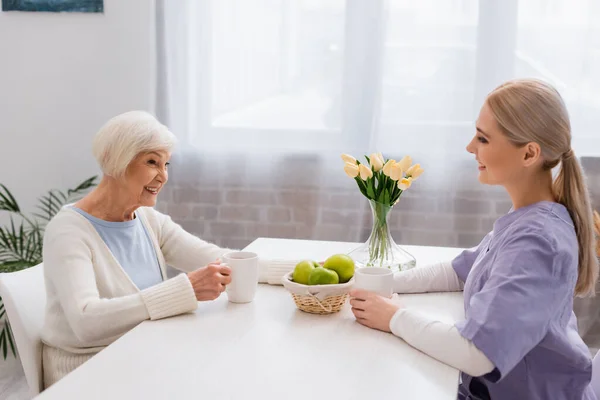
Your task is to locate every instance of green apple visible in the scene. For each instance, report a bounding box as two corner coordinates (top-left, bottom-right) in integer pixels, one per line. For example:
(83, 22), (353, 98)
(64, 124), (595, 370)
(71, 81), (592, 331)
(323, 254), (355, 283)
(292, 260), (320, 285)
(308, 267), (340, 285)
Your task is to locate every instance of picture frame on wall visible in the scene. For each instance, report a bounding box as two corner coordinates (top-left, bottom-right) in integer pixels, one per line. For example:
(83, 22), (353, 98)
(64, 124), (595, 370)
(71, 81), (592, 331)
(2, 0), (103, 13)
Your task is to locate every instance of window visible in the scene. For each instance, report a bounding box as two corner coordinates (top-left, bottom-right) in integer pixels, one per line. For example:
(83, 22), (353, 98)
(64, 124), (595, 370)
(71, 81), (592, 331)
(187, 0), (600, 156)
(194, 0), (346, 151)
(516, 0), (600, 156)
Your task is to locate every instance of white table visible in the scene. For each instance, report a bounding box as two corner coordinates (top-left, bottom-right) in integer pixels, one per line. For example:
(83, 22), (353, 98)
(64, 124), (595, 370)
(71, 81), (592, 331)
(36, 238), (466, 400)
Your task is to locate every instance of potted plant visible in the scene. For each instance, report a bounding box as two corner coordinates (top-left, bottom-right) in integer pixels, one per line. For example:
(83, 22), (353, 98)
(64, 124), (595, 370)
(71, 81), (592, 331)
(0, 177), (97, 360)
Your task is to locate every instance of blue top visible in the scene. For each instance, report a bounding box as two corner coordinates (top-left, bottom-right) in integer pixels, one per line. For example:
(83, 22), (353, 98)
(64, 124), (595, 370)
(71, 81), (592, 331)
(452, 201), (595, 400)
(71, 207), (163, 290)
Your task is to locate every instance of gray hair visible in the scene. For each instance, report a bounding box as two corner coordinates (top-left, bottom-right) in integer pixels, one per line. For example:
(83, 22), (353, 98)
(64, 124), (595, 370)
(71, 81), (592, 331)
(92, 111), (176, 178)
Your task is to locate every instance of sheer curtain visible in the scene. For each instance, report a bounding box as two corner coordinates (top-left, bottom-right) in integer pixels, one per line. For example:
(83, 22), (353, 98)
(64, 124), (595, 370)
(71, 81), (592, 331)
(157, 0), (600, 155)
(156, 0), (600, 337)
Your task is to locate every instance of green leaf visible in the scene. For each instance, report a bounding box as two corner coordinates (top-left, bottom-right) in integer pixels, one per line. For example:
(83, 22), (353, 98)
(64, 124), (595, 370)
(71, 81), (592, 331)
(33, 198), (54, 223)
(6, 320), (15, 358)
(0, 176), (97, 269)
(0, 217), (42, 266)
(22, 227), (42, 264)
(354, 177), (368, 198)
(376, 174), (387, 199)
(67, 176), (98, 200)
(18, 221), (24, 261)
(35, 190), (64, 222)
(33, 176), (98, 223)
(1, 219), (20, 260)
(366, 178), (375, 199)
(0, 184), (20, 213)
(392, 181), (400, 198)
(0, 261), (38, 273)
(48, 191), (64, 211)
(0, 328), (6, 359)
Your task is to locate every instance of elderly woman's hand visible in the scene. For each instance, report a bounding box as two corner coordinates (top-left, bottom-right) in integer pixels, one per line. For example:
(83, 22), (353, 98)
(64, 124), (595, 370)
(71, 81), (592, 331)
(187, 262), (232, 301)
(349, 289), (402, 332)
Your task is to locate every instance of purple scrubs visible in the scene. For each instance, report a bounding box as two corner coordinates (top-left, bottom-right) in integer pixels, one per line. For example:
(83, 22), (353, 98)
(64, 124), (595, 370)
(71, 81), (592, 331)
(452, 201), (595, 400)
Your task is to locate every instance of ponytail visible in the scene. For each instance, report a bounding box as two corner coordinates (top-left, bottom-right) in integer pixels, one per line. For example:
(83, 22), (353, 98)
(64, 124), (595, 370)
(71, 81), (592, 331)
(554, 150), (598, 297)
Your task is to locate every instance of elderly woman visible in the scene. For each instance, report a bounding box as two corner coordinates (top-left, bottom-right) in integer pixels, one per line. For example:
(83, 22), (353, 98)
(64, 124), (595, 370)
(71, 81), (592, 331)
(40, 111), (232, 388)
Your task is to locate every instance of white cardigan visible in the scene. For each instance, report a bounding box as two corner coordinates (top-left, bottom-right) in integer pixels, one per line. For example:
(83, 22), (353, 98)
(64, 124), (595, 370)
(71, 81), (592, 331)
(41, 206), (229, 387)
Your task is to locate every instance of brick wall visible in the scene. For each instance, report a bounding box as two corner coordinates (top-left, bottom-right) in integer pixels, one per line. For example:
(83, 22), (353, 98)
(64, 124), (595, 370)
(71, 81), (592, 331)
(156, 154), (600, 251)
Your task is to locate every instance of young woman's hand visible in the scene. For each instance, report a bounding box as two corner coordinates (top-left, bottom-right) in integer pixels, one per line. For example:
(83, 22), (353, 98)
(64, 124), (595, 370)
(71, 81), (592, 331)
(349, 289), (402, 332)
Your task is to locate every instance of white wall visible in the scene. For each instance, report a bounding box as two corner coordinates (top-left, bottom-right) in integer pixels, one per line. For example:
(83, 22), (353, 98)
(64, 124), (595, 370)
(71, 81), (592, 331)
(0, 0), (155, 214)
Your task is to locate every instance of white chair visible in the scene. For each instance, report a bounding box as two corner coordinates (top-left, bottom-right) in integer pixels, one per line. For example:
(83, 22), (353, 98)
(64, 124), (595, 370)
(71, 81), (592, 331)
(0, 264), (46, 396)
(592, 349), (600, 399)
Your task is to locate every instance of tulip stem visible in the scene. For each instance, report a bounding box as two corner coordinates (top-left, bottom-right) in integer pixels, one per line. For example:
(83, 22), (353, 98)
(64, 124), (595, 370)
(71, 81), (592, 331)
(366, 200), (393, 268)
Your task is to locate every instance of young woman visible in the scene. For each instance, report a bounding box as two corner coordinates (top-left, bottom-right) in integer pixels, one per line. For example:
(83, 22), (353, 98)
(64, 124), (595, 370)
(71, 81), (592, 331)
(350, 79), (599, 400)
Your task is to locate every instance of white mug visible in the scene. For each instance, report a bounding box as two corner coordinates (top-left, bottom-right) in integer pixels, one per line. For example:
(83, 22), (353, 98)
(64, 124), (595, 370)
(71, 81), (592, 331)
(223, 251), (259, 303)
(354, 267), (394, 298)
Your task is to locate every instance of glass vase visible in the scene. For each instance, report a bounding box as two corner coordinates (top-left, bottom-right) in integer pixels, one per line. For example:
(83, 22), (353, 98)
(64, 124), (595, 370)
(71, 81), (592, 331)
(348, 200), (416, 272)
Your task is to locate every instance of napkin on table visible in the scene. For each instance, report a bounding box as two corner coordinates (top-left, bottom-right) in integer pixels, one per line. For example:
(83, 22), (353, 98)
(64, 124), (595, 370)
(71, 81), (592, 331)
(258, 259), (302, 285)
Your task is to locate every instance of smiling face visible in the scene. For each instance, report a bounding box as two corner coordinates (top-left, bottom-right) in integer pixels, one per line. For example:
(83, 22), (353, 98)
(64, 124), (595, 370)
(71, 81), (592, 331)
(120, 150), (171, 207)
(465, 103), (528, 186)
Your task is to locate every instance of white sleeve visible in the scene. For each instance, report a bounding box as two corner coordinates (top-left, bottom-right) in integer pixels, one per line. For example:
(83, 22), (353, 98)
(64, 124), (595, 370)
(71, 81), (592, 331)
(151, 209), (292, 284)
(394, 261), (464, 293)
(154, 210), (234, 273)
(389, 308), (494, 377)
(260, 260), (466, 288)
(43, 225), (198, 345)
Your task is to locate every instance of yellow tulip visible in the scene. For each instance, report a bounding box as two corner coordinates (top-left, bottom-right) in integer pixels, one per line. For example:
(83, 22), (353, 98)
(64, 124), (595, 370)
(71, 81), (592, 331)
(389, 163), (404, 180)
(398, 177), (413, 190)
(343, 162), (359, 178)
(359, 164), (373, 180)
(341, 154), (357, 164)
(406, 163), (424, 179)
(369, 152), (384, 172)
(397, 155), (412, 173)
(382, 159), (396, 176)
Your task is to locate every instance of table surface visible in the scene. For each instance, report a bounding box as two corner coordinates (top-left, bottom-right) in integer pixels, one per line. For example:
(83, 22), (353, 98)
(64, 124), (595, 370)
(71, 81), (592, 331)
(36, 238), (466, 400)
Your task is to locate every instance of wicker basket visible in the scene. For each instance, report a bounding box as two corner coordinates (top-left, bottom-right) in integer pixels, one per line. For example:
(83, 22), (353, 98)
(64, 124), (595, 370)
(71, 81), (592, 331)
(281, 271), (354, 315)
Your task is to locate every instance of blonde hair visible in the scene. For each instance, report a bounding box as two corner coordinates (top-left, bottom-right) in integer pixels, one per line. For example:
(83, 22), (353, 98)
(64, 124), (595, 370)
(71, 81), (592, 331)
(486, 78), (598, 297)
(92, 111), (176, 178)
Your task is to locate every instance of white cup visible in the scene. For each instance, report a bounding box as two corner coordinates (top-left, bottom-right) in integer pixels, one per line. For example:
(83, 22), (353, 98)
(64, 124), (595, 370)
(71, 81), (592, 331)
(223, 251), (259, 303)
(354, 267), (394, 298)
